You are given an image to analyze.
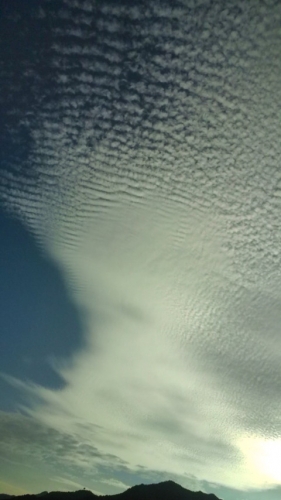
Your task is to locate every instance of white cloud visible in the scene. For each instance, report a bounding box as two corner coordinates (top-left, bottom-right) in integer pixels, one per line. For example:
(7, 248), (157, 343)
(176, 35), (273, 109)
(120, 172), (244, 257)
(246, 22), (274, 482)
(52, 475), (101, 494)
(6, 194), (281, 490)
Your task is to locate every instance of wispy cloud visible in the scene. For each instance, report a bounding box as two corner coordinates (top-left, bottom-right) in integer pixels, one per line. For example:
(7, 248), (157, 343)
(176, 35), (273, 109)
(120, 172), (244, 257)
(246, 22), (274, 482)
(51, 475), (101, 494)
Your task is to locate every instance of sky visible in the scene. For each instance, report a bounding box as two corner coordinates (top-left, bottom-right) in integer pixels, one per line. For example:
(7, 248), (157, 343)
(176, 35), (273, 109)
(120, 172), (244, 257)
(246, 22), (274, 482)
(0, 0), (281, 499)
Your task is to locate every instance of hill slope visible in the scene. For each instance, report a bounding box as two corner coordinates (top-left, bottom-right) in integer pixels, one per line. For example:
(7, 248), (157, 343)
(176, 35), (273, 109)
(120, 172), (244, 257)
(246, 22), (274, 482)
(0, 481), (222, 500)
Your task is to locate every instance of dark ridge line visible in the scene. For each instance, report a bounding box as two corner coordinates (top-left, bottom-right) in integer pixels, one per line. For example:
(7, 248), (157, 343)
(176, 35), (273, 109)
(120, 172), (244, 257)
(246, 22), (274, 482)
(0, 480), (222, 500)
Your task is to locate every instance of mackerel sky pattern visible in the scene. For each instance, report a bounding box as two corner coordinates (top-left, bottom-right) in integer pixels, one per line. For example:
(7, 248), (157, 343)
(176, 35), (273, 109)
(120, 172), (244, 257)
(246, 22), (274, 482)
(1, 1), (281, 498)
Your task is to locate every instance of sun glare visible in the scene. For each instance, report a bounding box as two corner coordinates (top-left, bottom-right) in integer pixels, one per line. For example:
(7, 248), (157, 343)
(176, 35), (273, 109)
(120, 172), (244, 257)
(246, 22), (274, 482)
(239, 436), (281, 485)
(257, 439), (281, 482)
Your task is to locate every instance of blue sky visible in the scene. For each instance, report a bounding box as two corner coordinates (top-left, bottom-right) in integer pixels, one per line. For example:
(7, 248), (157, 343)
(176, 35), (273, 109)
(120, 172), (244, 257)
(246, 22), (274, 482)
(1, 1), (281, 499)
(0, 212), (83, 396)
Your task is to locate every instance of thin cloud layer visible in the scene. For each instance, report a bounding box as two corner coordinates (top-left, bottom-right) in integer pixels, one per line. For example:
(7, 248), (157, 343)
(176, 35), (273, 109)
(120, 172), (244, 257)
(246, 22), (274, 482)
(1, 0), (281, 497)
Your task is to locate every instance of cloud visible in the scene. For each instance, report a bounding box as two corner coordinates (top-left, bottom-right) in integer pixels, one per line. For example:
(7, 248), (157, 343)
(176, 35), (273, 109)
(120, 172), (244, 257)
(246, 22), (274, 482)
(51, 475), (101, 494)
(3, 196), (281, 490)
(1, 0), (281, 496)
(0, 410), (130, 480)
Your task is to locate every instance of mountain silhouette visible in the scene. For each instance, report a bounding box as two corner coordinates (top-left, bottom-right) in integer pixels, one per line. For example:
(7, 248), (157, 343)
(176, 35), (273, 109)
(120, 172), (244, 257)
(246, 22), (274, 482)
(0, 481), (222, 500)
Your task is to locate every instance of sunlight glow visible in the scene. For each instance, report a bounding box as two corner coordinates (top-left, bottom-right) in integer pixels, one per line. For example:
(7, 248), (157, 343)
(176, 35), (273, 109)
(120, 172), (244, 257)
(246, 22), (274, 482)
(239, 436), (281, 485)
(257, 439), (281, 482)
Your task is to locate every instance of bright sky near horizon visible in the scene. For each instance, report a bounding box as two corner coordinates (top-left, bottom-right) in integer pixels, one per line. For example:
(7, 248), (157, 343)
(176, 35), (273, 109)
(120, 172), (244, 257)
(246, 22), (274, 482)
(1, 1), (281, 499)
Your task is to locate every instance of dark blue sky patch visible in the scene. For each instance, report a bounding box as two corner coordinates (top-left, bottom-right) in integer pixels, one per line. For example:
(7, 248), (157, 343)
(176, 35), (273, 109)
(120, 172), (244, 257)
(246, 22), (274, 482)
(0, 210), (84, 397)
(0, 0), (61, 177)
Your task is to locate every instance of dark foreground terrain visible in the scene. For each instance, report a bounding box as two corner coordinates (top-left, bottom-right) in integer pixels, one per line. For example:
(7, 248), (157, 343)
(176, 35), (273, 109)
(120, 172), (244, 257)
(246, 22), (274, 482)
(0, 481), (221, 500)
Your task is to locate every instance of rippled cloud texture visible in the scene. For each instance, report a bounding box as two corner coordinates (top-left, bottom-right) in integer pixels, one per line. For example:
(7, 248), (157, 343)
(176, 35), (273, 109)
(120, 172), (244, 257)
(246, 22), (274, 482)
(1, 0), (281, 499)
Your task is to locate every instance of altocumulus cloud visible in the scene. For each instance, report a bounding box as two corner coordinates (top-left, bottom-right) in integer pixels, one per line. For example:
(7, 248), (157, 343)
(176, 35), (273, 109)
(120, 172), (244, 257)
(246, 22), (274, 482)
(1, 0), (281, 496)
